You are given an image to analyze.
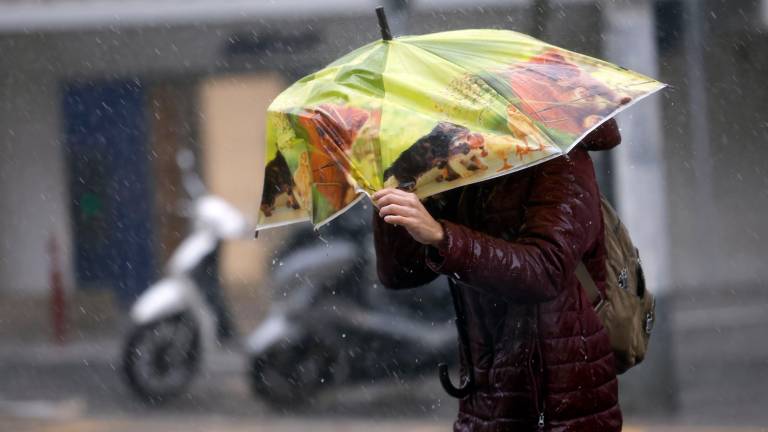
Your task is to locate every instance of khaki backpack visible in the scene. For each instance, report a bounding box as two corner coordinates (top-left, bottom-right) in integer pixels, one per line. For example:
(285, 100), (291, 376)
(575, 195), (656, 374)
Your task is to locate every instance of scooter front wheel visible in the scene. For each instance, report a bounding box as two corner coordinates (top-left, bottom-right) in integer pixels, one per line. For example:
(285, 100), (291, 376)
(249, 337), (336, 408)
(122, 312), (201, 403)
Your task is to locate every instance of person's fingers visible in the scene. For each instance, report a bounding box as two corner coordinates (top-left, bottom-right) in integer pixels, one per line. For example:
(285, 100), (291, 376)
(377, 190), (424, 208)
(375, 193), (418, 209)
(382, 214), (411, 227)
(373, 188), (418, 203)
(372, 188), (401, 201)
(400, 191), (421, 207)
(372, 188), (390, 200)
(372, 189), (398, 209)
(379, 203), (416, 218)
(392, 188), (419, 202)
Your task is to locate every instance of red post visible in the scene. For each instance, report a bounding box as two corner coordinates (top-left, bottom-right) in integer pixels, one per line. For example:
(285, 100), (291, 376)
(48, 233), (67, 344)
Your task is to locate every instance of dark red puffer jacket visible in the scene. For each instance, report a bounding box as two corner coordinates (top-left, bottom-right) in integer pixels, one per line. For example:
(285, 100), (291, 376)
(374, 120), (623, 431)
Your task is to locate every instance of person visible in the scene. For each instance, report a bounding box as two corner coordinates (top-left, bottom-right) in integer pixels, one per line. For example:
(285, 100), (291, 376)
(372, 119), (623, 431)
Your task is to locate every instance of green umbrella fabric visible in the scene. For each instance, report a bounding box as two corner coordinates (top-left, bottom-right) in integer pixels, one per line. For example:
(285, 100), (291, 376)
(257, 28), (665, 230)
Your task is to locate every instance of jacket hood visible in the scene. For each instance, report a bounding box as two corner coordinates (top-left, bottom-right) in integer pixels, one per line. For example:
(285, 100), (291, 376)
(580, 118), (621, 151)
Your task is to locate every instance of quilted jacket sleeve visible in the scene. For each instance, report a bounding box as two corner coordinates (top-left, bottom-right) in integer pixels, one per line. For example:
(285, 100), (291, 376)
(425, 148), (601, 302)
(372, 208), (440, 289)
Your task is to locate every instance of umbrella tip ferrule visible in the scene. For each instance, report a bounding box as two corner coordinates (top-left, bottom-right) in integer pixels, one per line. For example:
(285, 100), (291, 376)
(376, 6), (393, 41)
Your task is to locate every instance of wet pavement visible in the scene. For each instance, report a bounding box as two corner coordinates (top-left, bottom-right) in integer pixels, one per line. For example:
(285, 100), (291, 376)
(1, 338), (767, 432)
(0, 337), (457, 431)
(2, 286), (768, 432)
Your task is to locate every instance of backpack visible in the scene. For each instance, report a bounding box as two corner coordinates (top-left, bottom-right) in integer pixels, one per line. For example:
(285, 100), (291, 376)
(575, 195), (656, 374)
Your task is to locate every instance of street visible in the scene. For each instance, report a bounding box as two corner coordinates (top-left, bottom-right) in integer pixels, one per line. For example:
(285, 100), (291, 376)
(0, 338), (457, 431)
(1, 333), (767, 432)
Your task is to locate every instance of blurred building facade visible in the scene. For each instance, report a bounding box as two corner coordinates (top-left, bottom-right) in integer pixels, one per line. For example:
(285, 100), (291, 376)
(1, 0), (767, 420)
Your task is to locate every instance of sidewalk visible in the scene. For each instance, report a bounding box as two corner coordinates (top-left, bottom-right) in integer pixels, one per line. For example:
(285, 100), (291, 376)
(0, 285), (268, 345)
(0, 290), (121, 344)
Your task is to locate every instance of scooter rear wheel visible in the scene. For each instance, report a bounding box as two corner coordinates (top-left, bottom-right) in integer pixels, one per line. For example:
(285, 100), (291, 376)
(122, 312), (201, 403)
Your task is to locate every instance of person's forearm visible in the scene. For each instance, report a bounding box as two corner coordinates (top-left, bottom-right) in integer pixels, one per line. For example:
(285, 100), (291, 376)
(425, 219), (568, 302)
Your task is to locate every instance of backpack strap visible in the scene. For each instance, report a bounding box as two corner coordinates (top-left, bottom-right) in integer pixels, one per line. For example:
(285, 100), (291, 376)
(575, 261), (605, 311)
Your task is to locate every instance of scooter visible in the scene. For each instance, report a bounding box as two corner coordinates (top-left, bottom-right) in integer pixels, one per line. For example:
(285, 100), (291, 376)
(122, 150), (249, 402)
(246, 203), (459, 407)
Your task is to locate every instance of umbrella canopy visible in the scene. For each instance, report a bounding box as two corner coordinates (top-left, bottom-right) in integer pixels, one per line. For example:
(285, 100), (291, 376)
(256, 26), (665, 230)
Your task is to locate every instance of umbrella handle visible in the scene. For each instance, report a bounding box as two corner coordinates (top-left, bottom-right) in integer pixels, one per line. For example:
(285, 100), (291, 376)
(438, 280), (476, 399)
(438, 362), (475, 399)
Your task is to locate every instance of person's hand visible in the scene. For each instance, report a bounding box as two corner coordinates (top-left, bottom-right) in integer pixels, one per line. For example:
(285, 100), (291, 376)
(373, 188), (444, 246)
